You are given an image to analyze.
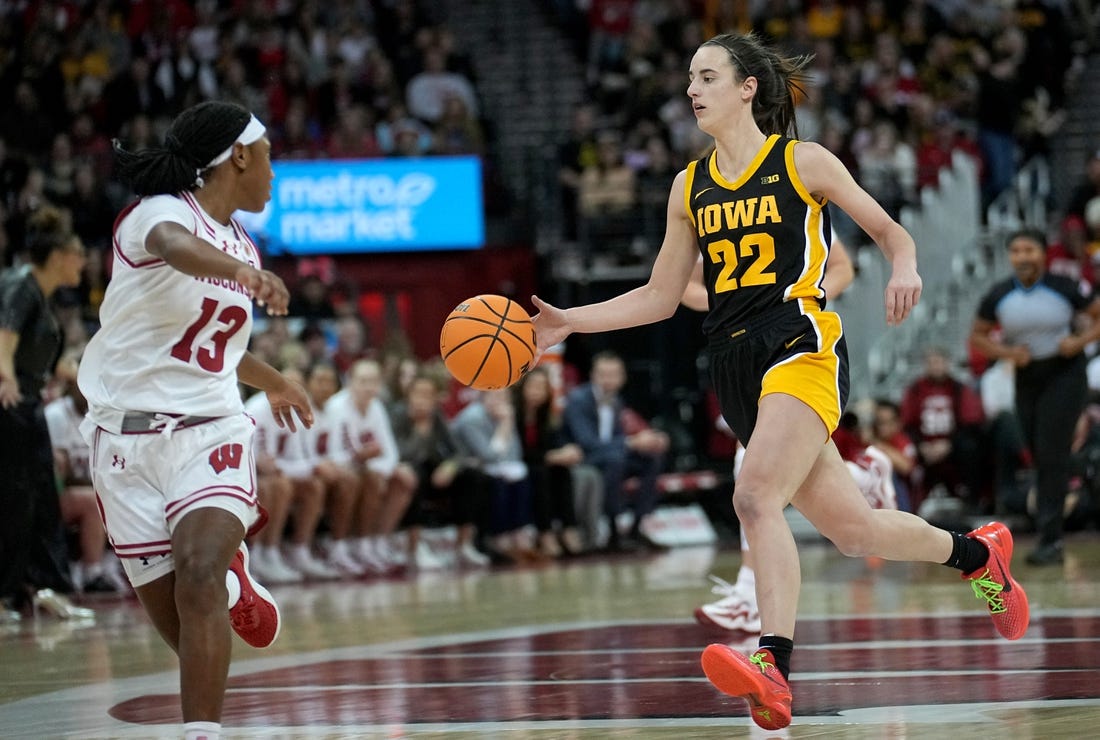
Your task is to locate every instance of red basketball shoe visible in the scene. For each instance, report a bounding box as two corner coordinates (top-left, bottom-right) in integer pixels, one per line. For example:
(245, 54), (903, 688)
(962, 522), (1029, 640)
(228, 543), (281, 648)
(702, 644), (792, 730)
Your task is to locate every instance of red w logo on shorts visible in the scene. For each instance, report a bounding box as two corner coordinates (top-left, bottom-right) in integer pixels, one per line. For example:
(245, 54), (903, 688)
(209, 443), (244, 474)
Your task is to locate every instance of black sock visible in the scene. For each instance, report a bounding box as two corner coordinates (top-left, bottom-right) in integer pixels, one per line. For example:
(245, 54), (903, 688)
(758, 635), (794, 680)
(944, 531), (989, 573)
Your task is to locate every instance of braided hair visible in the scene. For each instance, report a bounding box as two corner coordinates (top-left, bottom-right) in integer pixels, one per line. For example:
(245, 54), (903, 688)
(113, 102), (253, 196)
(701, 33), (812, 139)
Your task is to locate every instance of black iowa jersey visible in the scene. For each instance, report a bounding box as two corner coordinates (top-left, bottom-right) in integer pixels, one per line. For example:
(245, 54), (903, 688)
(685, 134), (831, 338)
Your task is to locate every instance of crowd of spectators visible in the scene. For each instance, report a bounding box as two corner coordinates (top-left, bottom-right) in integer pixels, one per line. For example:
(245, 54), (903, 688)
(3, 1), (1100, 615)
(552, 0), (1085, 261)
(0, 0), (488, 272)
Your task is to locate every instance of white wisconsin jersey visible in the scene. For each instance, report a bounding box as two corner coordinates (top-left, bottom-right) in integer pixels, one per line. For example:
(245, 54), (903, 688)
(79, 193), (260, 431)
(45, 396), (91, 482)
(245, 391), (323, 472)
(325, 392), (399, 476)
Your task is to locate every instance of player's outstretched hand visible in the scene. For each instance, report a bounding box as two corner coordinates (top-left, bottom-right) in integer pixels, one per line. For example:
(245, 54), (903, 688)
(236, 266), (290, 315)
(884, 261), (922, 326)
(530, 295), (572, 357)
(267, 376), (313, 432)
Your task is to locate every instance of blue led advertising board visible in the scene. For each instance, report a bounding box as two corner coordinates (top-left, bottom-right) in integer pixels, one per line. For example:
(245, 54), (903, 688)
(236, 157), (484, 254)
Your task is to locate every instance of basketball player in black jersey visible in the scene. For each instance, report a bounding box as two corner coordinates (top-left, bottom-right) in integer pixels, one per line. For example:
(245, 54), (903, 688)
(532, 33), (1029, 730)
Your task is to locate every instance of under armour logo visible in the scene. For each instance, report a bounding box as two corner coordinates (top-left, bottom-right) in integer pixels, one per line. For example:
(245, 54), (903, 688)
(112, 455), (126, 469)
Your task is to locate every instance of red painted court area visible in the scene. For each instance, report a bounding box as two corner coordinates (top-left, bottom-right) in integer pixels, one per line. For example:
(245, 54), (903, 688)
(108, 616), (1100, 726)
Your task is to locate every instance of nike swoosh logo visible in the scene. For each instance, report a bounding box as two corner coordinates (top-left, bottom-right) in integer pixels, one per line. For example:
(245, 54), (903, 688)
(695, 186), (714, 200)
(997, 560), (1012, 593)
(784, 333), (806, 350)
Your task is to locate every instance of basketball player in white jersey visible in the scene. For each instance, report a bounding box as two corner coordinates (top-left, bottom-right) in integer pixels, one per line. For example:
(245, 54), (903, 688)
(242, 387), (301, 584)
(44, 352), (120, 594)
(77, 102), (312, 740)
(326, 359), (421, 571)
(246, 366), (343, 581)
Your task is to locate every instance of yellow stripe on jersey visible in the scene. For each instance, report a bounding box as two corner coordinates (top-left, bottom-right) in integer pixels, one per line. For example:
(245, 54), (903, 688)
(684, 160), (698, 228)
(759, 307), (844, 437)
(783, 140), (828, 302)
(708, 134), (781, 191)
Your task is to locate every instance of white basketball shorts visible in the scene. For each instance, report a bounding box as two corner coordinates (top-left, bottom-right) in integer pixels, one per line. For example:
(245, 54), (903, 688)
(88, 413), (260, 587)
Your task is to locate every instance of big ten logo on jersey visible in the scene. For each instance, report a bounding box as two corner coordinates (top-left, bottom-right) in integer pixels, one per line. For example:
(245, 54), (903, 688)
(209, 443), (245, 474)
(694, 194), (782, 238)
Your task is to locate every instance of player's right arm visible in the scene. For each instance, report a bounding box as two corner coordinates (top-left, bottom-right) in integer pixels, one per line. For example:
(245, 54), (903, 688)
(145, 222), (289, 314)
(533, 169), (699, 352)
(238, 351), (313, 430)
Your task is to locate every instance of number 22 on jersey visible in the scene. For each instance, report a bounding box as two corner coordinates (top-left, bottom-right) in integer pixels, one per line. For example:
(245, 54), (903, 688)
(707, 233), (777, 293)
(170, 297), (248, 372)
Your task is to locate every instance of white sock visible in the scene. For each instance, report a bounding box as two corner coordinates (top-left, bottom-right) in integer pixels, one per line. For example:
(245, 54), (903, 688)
(225, 570), (241, 610)
(251, 543), (268, 563)
(184, 721), (221, 739)
(84, 561), (105, 580)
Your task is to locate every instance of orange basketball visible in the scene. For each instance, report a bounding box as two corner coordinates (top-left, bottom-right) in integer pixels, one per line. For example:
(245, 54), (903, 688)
(439, 294), (536, 390)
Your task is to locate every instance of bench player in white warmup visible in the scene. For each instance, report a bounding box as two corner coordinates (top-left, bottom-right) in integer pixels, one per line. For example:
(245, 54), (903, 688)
(77, 101), (312, 740)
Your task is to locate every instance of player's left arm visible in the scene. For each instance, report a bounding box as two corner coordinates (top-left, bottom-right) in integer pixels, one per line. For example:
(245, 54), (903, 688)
(794, 141), (921, 326)
(238, 351), (313, 431)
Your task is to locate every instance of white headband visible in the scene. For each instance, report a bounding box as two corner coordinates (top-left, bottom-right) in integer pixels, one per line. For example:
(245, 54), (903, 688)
(204, 115), (267, 169)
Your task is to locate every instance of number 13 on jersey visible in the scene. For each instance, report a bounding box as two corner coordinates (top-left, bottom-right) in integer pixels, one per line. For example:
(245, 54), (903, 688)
(170, 297), (249, 372)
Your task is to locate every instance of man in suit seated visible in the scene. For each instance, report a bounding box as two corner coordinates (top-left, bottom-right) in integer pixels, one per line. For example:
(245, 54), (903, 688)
(563, 351), (669, 551)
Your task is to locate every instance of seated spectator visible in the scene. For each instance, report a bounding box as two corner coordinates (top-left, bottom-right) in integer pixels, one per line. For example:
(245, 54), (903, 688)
(392, 373), (491, 568)
(451, 388), (538, 562)
(406, 47), (479, 124)
(869, 399), (918, 513)
(278, 363), (359, 580)
(431, 95), (485, 155)
(288, 274), (336, 319)
(563, 351), (668, 552)
(325, 105), (383, 159)
(243, 386), (302, 585)
(1066, 148), (1100, 222)
(514, 367), (588, 557)
(327, 359), (420, 570)
(44, 355), (121, 594)
(1046, 214), (1094, 289)
(901, 347), (986, 513)
(577, 130), (638, 262)
(331, 315), (371, 379)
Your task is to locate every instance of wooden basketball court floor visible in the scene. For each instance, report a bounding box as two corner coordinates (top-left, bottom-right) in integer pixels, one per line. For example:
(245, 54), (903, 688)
(2, 532), (1099, 739)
